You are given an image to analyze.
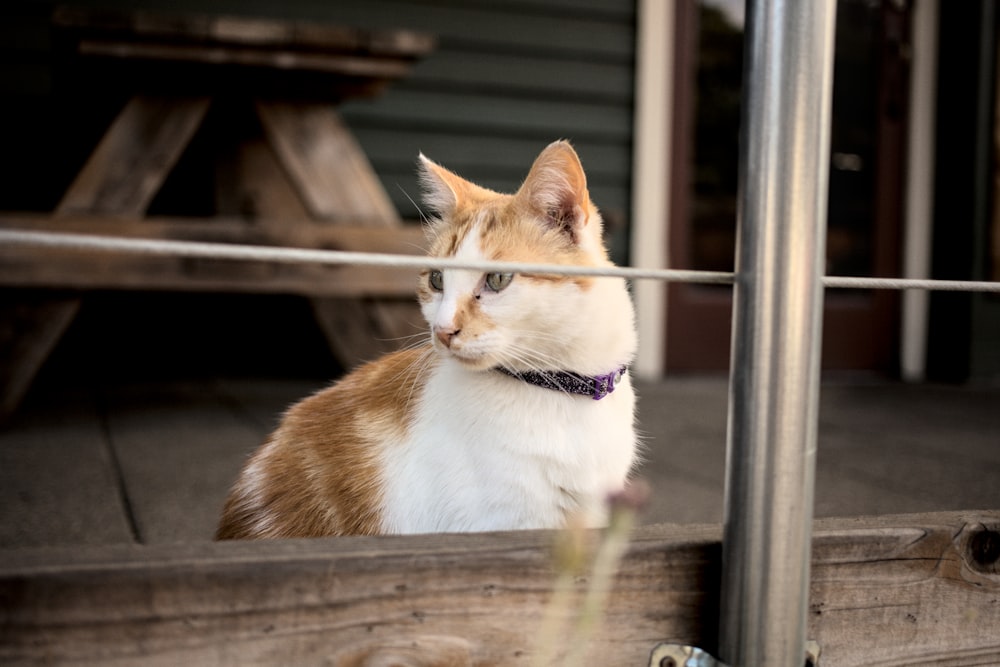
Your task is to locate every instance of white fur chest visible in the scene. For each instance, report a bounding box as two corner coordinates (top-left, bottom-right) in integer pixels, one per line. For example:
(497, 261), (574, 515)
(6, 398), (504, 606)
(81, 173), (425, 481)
(379, 360), (637, 534)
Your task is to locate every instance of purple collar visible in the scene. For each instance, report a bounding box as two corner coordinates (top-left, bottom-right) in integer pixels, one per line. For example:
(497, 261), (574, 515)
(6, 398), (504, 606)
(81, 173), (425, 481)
(495, 365), (628, 400)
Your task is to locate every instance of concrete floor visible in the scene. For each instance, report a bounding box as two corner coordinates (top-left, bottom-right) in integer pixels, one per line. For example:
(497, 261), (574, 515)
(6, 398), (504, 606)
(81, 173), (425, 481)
(1, 376), (999, 549)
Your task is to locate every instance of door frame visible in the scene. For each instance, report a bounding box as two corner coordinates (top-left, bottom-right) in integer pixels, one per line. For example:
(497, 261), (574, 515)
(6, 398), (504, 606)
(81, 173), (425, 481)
(663, 0), (910, 374)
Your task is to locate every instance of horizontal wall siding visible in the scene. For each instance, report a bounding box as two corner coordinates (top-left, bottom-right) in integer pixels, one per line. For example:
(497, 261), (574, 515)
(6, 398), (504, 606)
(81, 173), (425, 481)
(6, 0), (637, 260)
(259, 0), (638, 260)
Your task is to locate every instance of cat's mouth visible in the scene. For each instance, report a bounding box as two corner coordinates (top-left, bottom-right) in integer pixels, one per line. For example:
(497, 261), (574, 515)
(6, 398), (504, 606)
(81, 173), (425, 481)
(438, 344), (495, 371)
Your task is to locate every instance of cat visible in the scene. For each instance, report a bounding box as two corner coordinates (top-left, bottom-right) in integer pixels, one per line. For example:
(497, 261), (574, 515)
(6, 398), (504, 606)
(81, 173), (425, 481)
(216, 140), (638, 539)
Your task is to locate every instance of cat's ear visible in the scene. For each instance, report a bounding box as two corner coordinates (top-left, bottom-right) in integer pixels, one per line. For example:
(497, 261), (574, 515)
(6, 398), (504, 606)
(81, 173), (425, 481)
(418, 153), (467, 216)
(517, 140), (594, 244)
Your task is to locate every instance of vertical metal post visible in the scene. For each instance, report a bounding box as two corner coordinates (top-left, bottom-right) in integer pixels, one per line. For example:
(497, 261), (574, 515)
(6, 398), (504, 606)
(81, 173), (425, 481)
(719, 1), (836, 666)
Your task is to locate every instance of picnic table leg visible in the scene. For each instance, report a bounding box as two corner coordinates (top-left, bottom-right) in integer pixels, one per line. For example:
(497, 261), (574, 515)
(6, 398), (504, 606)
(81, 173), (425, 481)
(0, 96), (209, 419)
(257, 101), (423, 368)
(0, 296), (80, 419)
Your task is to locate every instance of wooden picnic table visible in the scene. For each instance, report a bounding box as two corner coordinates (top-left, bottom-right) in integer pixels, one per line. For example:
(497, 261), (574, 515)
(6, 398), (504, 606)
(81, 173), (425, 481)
(0, 7), (435, 419)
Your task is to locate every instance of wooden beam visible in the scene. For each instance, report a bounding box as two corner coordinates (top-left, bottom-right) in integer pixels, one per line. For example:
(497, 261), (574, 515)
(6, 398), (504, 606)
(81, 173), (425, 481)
(0, 512), (997, 666)
(213, 135), (313, 223)
(52, 6), (436, 60)
(256, 102), (399, 225)
(51, 9), (435, 103)
(0, 248), (419, 298)
(0, 213), (427, 253)
(0, 215), (426, 297)
(257, 101), (425, 368)
(77, 40), (416, 80)
(57, 96), (210, 217)
(0, 296), (80, 420)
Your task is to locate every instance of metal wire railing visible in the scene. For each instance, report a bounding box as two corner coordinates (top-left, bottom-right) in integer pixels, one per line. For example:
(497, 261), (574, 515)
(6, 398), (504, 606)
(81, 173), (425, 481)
(2, 228), (999, 293)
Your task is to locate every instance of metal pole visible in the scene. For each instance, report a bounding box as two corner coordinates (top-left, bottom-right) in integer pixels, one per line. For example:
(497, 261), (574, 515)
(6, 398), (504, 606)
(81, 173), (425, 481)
(719, 1), (836, 665)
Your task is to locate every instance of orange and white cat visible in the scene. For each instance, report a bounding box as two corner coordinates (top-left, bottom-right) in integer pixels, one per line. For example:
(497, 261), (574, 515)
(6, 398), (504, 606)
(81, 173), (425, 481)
(216, 141), (638, 539)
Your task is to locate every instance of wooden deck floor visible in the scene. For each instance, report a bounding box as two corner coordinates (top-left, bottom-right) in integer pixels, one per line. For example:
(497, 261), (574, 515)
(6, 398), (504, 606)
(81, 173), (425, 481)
(2, 377), (999, 549)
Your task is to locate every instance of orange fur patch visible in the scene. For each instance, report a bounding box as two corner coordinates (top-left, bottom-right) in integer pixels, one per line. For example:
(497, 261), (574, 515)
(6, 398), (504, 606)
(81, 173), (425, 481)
(216, 346), (432, 539)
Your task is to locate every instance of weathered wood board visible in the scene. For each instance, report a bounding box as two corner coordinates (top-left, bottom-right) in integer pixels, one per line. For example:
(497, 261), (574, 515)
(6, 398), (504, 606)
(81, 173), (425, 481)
(0, 389), (134, 548)
(52, 6), (436, 102)
(1, 512), (997, 666)
(0, 295), (80, 420)
(257, 102), (400, 227)
(256, 101), (426, 367)
(55, 96), (211, 218)
(0, 214), (426, 298)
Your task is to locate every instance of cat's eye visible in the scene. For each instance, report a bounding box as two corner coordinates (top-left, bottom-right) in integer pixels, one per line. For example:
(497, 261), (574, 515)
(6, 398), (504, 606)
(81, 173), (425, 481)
(485, 272), (514, 292)
(428, 270), (444, 291)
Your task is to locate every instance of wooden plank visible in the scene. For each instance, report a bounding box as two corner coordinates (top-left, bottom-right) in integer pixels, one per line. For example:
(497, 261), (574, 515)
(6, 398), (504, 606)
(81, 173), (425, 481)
(213, 136), (314, 222)
(0, 512), (997, 665)
(56, 95), (210, 217)
(0, 213), (427, 251)
(0, 247), (419, 298)
(0, 214), (427, 296)
(0, 523), (721, 666)
(77, 40), (416, 79)
(257, 100), (423, 368)
(53, 6), (436, 59)
(100, 383), (268, 544)
(257, 102), (399, 225)
(808, 512), (1000, 665)
(53, 9), (435, 101)
(0, 389), (134, 547)
(253, 100), (422, 364)
(153, 0), (634, 61)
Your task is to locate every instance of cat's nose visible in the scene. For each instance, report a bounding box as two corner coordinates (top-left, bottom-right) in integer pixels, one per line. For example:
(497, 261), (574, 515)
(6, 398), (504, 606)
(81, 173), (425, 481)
(434, 326), (460, 347)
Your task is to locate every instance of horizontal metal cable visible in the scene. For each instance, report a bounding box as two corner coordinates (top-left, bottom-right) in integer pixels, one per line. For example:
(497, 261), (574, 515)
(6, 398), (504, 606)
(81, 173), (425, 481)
(0, 228), (734, 285)
(823, 275), (1000, 293)
(3, 228), (1000, 293)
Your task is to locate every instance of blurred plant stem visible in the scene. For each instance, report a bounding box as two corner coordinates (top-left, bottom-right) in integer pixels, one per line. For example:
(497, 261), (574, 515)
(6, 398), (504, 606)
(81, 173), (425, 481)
(533, 480), (649, 666)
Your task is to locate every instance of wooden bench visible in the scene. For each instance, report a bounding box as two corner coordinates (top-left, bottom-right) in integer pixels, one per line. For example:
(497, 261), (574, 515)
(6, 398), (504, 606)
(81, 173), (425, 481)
(2, 511), (998, 665)
(0, 7), (436, 418)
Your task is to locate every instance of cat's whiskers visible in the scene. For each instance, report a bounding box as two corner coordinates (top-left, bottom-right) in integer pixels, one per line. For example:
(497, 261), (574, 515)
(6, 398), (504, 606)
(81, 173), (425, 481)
(399, 345), (436, 410)
(504, 340), (572, 369)
(503, 331), (589, 370)
(506, 325), (628, 375)
(498, 348), (585, 398)
(380, 331), (434, 354)
(504, 352), (584, 396)
(356, 341), (432, 414)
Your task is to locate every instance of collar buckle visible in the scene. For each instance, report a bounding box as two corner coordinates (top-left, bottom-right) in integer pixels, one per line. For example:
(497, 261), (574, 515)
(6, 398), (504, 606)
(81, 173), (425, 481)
(592, 367), (624, 400)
